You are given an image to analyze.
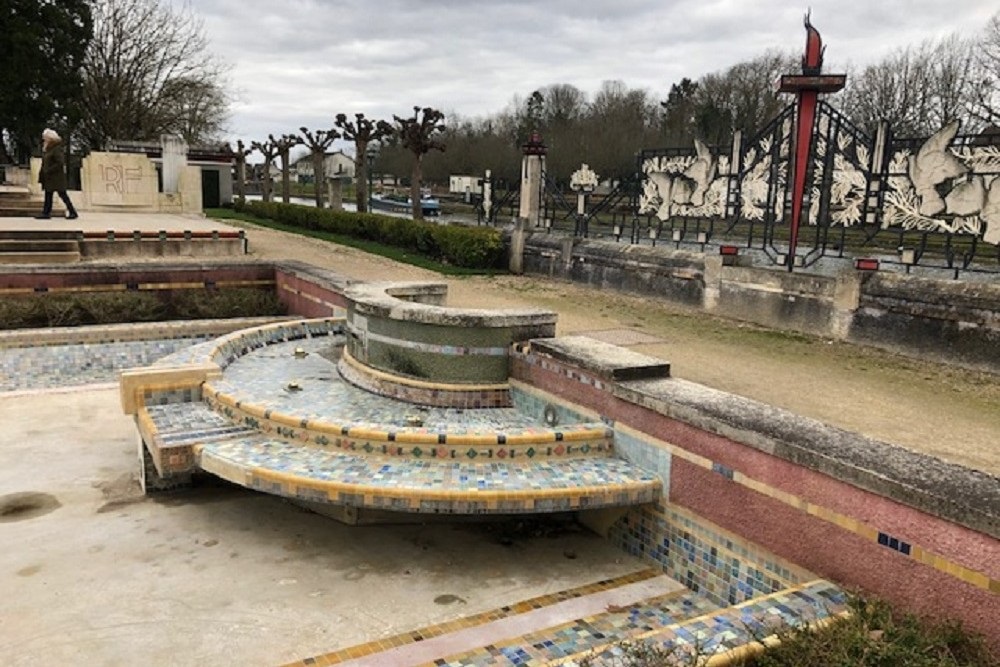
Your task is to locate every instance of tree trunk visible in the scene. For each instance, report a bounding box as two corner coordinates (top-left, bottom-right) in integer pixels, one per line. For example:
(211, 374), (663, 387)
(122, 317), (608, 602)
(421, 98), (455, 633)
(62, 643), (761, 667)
(262, 160), (272, 202)
(312, 151), (325, 208)
(235, 155), (246, 204)
(356, 140), (368, 213)
(411, 153), (423, 221)
(280, 148), (291, 203)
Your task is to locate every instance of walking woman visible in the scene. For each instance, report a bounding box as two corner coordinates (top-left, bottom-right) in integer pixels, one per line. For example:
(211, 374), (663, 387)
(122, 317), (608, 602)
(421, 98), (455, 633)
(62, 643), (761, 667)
(36, 128), (78, 219)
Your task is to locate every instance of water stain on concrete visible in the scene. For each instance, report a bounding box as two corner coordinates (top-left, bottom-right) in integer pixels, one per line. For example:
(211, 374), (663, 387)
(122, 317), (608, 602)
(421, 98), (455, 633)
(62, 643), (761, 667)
(433, 594), (466, 605)
(94, 473), (145, 513)
(0, 492), (61, 523)
(17, 564), (42, 577)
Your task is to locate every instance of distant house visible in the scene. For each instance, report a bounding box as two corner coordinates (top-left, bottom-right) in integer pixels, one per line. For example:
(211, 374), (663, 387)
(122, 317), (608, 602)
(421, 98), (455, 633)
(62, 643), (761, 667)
(291, 151), (355, 183)
(449, 175), (482, 196)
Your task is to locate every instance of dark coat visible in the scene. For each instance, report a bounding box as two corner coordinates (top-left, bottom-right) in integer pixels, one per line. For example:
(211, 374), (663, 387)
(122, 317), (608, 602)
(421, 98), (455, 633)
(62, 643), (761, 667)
(39, 143), (68, 193)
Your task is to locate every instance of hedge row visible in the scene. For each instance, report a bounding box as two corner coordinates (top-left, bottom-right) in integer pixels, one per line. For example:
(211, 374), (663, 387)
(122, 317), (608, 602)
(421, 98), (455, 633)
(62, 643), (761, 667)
(0, 288), (286, 329)
(235, 200), (505, 269)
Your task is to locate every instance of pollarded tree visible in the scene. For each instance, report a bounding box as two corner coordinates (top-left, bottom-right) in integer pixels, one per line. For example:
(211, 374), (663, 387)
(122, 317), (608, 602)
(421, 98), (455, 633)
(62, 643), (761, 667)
(233, 139), (253, 204)
(393, 106), (446, 220)
(270, 133), (302, 203)
(250, 138), (279, 202)
(334, 113), (393, 213)
(299, 126), (341, 208)
(79, 0), (230, 150)
(0, 0), (92, 162)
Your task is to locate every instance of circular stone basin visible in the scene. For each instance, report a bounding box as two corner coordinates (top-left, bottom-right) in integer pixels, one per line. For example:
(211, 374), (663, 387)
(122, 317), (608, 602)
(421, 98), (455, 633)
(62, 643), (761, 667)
(139, 319), (662, 514)
(203, 336), (617, 458)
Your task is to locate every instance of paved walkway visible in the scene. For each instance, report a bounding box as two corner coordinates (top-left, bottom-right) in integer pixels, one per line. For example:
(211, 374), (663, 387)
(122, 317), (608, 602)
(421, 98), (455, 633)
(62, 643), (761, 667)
(0, 209), (241, 233)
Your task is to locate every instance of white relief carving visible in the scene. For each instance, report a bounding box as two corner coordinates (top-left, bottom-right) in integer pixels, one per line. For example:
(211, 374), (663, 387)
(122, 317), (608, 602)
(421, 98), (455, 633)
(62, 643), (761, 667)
(740, 135), (790, 221)
(882, 123), (1000, 244)
(570, 163), (599, 191)
(640, 140), (728, 221)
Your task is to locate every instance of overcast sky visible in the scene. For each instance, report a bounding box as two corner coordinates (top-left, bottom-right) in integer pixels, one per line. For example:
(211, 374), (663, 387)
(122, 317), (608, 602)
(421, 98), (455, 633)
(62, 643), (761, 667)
(193, 0), (997, 157)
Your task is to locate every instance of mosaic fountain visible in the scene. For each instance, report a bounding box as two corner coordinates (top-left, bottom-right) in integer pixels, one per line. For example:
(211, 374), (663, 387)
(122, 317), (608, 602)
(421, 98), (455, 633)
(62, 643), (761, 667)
(111, 262), (995, 666)
(121, 280), (662, 517)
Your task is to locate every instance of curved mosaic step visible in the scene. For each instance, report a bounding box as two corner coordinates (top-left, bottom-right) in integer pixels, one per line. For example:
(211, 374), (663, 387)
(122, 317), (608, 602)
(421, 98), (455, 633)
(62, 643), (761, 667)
(195, 435), (660, 514)
(284, 579), (847, 667)
(127, 316), (662, 514)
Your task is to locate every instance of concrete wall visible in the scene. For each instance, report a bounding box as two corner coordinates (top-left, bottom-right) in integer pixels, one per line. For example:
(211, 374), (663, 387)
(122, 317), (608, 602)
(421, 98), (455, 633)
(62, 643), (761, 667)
(516, 232), (1000, 372)
(520, 235), (706, 307)
(849, 272), (1000, 371)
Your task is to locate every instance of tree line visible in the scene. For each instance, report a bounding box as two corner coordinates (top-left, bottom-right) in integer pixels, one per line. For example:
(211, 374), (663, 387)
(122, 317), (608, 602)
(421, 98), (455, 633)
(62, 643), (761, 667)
(2, 1), (997, 194)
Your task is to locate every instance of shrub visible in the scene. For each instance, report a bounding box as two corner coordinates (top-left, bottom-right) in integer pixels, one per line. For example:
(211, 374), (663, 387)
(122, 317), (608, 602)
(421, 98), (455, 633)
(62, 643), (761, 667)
(237, 200), (503, 269)
(0, 288), (285, 330)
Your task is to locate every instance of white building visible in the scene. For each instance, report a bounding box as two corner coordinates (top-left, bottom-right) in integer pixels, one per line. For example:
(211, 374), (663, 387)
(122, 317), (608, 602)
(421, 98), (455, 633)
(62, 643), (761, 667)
(449, 175), (482, 196)
(291, 151), (355, 183)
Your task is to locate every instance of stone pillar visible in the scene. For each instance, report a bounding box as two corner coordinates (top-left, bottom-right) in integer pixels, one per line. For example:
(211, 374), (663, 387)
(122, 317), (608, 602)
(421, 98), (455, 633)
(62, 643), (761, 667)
(161, 134), (188, 194)
(327, 177), (344, 211)
(481, 169), (493, 222)
(518, 132), (547, 227)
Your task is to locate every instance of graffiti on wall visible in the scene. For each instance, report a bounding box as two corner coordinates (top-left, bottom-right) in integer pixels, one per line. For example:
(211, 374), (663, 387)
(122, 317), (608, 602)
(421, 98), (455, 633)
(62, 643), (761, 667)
(84, 152), (158, 207)
(100, 164), (145, 194)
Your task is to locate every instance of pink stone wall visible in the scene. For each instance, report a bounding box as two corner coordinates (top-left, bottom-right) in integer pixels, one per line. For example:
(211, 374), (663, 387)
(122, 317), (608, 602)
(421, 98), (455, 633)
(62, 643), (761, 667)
(275, 269), (346, 317)
(511, 355), (1000, 647)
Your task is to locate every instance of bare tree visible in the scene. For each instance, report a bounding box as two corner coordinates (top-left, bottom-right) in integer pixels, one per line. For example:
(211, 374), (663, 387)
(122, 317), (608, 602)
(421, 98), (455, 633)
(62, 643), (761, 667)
(299, 126), (341, 208)
(393, 107), (446, 220)
(972, 12), (1000, 127)
(233, 139), (253, 204)
(269, 133), (302, 204)
(334, 113), (393, 213)
(840, 34), (983, 137)
(79, 0), (229, 150)
(250, 138), (279, 202)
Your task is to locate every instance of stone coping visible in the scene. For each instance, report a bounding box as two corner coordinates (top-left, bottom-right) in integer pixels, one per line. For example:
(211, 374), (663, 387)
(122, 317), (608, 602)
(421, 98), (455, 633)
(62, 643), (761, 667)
(614, 375), (1000, 539)
(0, 316), (293, 348)
(344, 281), (558, 328)
(0, 258), (273, 276)
(272, 259), (355, 293)
(529, 336), (671, 381)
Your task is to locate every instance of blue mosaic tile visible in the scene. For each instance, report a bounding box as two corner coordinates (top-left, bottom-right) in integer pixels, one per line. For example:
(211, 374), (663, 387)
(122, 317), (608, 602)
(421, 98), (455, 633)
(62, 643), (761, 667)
(0, 337), (213, 392)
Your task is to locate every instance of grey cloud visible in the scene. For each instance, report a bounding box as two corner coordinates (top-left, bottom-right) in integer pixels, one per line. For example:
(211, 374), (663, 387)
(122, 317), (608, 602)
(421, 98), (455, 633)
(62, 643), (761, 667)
(193, 0), (998, 145)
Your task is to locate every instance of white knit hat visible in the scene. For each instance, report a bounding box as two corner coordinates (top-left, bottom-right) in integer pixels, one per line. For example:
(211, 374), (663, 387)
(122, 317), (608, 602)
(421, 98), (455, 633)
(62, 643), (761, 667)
(42, 128), (60, 142)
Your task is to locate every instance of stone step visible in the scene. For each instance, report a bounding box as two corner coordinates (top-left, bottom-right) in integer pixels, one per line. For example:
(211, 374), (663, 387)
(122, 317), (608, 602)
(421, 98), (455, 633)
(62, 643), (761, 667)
(0, 250), (81, 264)
(310, 579), (846, 667)
(0, 230), (80, 241)
(0, 206), (66, 217)
(0, 239), (80, 252)
(194, 434), (661, 514)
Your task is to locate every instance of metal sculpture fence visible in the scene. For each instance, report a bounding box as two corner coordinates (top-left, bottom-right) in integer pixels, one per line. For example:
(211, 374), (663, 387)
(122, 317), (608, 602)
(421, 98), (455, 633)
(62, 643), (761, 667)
(631, 104), (1000, 277)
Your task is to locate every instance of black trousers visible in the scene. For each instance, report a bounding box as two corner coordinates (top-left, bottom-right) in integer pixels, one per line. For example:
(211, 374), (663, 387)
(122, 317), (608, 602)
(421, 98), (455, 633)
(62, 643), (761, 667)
(42, 189), (78, 217)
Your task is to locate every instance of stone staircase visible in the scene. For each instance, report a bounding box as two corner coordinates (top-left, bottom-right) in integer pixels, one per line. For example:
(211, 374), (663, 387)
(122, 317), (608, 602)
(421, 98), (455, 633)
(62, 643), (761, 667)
(0, 184), (64, 218)
(0, 230), (81, 264)
(280, 576), (847, 666)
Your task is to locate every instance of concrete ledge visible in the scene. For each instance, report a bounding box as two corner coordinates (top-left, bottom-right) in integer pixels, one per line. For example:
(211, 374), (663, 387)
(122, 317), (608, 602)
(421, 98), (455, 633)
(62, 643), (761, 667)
(613, 376), (1000, 539)
(530, 336), (671, 381)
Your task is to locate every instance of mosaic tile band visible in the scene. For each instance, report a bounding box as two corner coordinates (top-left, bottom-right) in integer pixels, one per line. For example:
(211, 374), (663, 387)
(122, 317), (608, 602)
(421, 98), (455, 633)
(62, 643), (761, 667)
(512, 348), (1000, 596)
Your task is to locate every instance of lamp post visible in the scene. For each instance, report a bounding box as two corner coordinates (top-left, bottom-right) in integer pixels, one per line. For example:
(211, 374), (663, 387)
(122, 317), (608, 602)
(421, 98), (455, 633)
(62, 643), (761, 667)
(570, 163), (598, 238)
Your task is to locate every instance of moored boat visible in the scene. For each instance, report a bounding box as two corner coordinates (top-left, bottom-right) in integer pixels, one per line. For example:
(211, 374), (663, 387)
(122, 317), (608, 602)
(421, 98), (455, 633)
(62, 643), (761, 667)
(370, 193), (440, 217)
